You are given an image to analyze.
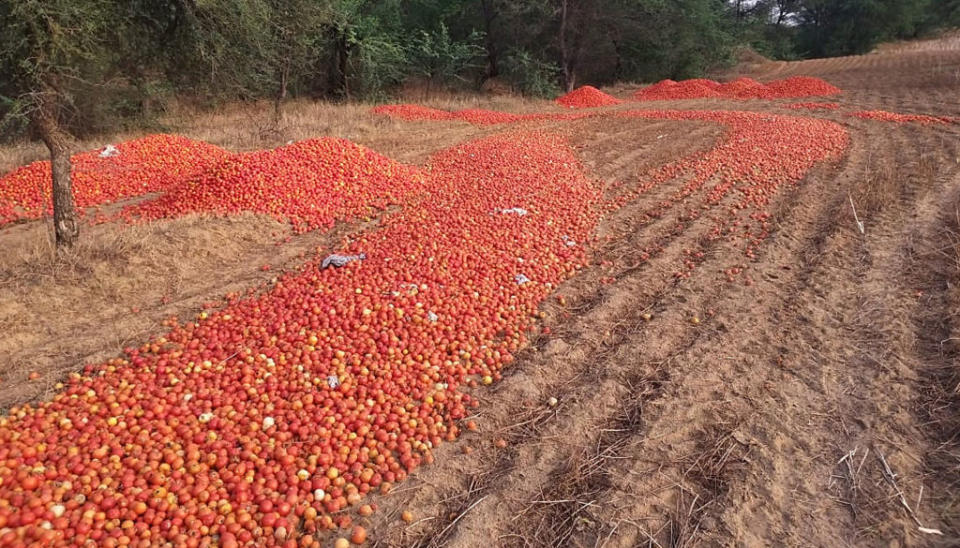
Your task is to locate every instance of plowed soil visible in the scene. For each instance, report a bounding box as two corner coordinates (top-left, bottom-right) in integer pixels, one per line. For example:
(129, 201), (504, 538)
(2, 35), (960, 548)
(356, 44), (960, 547)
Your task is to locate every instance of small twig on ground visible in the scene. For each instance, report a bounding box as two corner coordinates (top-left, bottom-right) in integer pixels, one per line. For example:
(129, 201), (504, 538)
(433, 495), (489, 543)
(876, 449), (943, 535)
(836, 447), (867, 517)
(848, 193), (865, 234)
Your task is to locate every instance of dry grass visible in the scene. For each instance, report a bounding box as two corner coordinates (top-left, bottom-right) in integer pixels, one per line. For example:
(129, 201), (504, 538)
(873, 29), (960, 54)
(0, 213), (321, 410)
(0, 93), (553, 175)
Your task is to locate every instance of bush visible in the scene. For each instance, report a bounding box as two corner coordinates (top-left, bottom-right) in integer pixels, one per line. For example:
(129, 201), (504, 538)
(501, 50), (562, 98)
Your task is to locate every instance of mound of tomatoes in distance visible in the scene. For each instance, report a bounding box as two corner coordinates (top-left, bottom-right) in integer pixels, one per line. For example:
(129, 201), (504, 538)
(118, 138), (425, 232)
(0, 132), (600, 547)
(849, 110), (956, 125)
(0, 135), (228, 226)
(555, 86), (622, 109)
(371, 104), (592, 126)
(634, 79), (722, 101)
(765, 76), (841, 97)
(634, 76), (841, 101)
(369, 104), (456, 121)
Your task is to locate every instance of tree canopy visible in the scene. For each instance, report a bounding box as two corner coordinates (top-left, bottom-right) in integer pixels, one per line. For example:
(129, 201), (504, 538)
(2, 0), (954, 131)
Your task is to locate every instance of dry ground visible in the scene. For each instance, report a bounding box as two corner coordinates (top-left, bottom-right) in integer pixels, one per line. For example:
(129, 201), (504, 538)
(3, 32), (960, 548)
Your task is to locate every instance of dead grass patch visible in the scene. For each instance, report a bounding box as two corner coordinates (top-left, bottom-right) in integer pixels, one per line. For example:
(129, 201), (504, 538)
(0, 213), (328, 410)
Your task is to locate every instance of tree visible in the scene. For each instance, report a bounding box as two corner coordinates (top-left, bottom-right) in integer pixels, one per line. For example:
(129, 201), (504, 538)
(479, 0), (502, 83)
(0, 0), (121, 248)
(268, 0), (329, 122)
(407, 24), (484, 93)
(558, 0), (596, 91)
(324, 1), (409, 100)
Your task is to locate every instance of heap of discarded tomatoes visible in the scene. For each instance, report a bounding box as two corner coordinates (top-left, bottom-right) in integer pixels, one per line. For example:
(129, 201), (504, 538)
(849, 110), (956, 125)
(555, 86), (622, 109)
(373, 104), (849, 280)
(634, 76), (841, 101)
(0, 135), (228, 226)
(117, 138), (425, 232)
(371, 104), (589, 126)
(0, 132), (600, 547)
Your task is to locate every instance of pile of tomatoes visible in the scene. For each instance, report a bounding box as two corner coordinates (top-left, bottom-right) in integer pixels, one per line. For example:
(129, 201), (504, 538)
(555, 86), (622, 109)
(116, 138), (425, 232)
(849, 110), (956, 125)
(634, 76), (841, 101)
(0, 135), (228, 226)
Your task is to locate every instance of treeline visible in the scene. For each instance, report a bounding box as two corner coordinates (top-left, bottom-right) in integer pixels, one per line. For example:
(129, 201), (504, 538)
(734, 0), (959, 59)
(1, 0), (955, 248)
(2, 1), (957, 139)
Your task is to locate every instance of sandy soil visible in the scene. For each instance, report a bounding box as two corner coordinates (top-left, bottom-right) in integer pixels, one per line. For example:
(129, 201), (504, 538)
(355, 40), (960, 548)
(2, 33), (960, 548)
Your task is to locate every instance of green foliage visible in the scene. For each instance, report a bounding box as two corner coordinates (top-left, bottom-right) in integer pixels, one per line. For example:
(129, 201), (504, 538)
(406, 24), (485, 87)
(501, 50), (562, 97)
(741, 0), (944, 59)
(1, 0), (956, 144)
(352, 32), (409, 100)
(0, 0), (123, 135)
(612, 0), (737, 82)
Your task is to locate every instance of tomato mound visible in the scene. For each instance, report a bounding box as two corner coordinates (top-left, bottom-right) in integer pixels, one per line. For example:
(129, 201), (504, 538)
(849, 110), (956, 125)
(634, 76), (841, 101)
(369, 104), (455, 121)
(371, 104), (592, 126)
(0, 135), (228, 226)
(765, 76), (841, 98)
(555, 86), (622, 109)
(117, 138), (425, 232)
(635, 79), (722, 101)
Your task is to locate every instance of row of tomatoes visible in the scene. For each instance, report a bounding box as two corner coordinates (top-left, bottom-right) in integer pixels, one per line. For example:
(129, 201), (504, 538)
(632, 76), (842, 101)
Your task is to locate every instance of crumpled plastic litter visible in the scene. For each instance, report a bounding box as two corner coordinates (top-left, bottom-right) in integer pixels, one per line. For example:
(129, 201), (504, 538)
(561, 235), (577, 247)
(515, 274), (531, 285)
(327, 375), (340, 388)
(322, 253), (366, 269)
(427, 311), (439, 322)
(99, 144), (119, 158)
(496, 207), (528, 216)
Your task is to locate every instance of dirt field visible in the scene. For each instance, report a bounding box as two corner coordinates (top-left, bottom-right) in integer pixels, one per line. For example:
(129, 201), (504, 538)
(2, 34), (960, 547)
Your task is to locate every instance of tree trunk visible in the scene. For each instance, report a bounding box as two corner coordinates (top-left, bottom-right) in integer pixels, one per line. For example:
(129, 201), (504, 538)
(559, 0), (575, 92)
(479, 0), (500, 87)
(329, 28), (351, 101)
(274, 61), (289, 125)
(31, 93), (78, 249)
(609, 27), (623, 81)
